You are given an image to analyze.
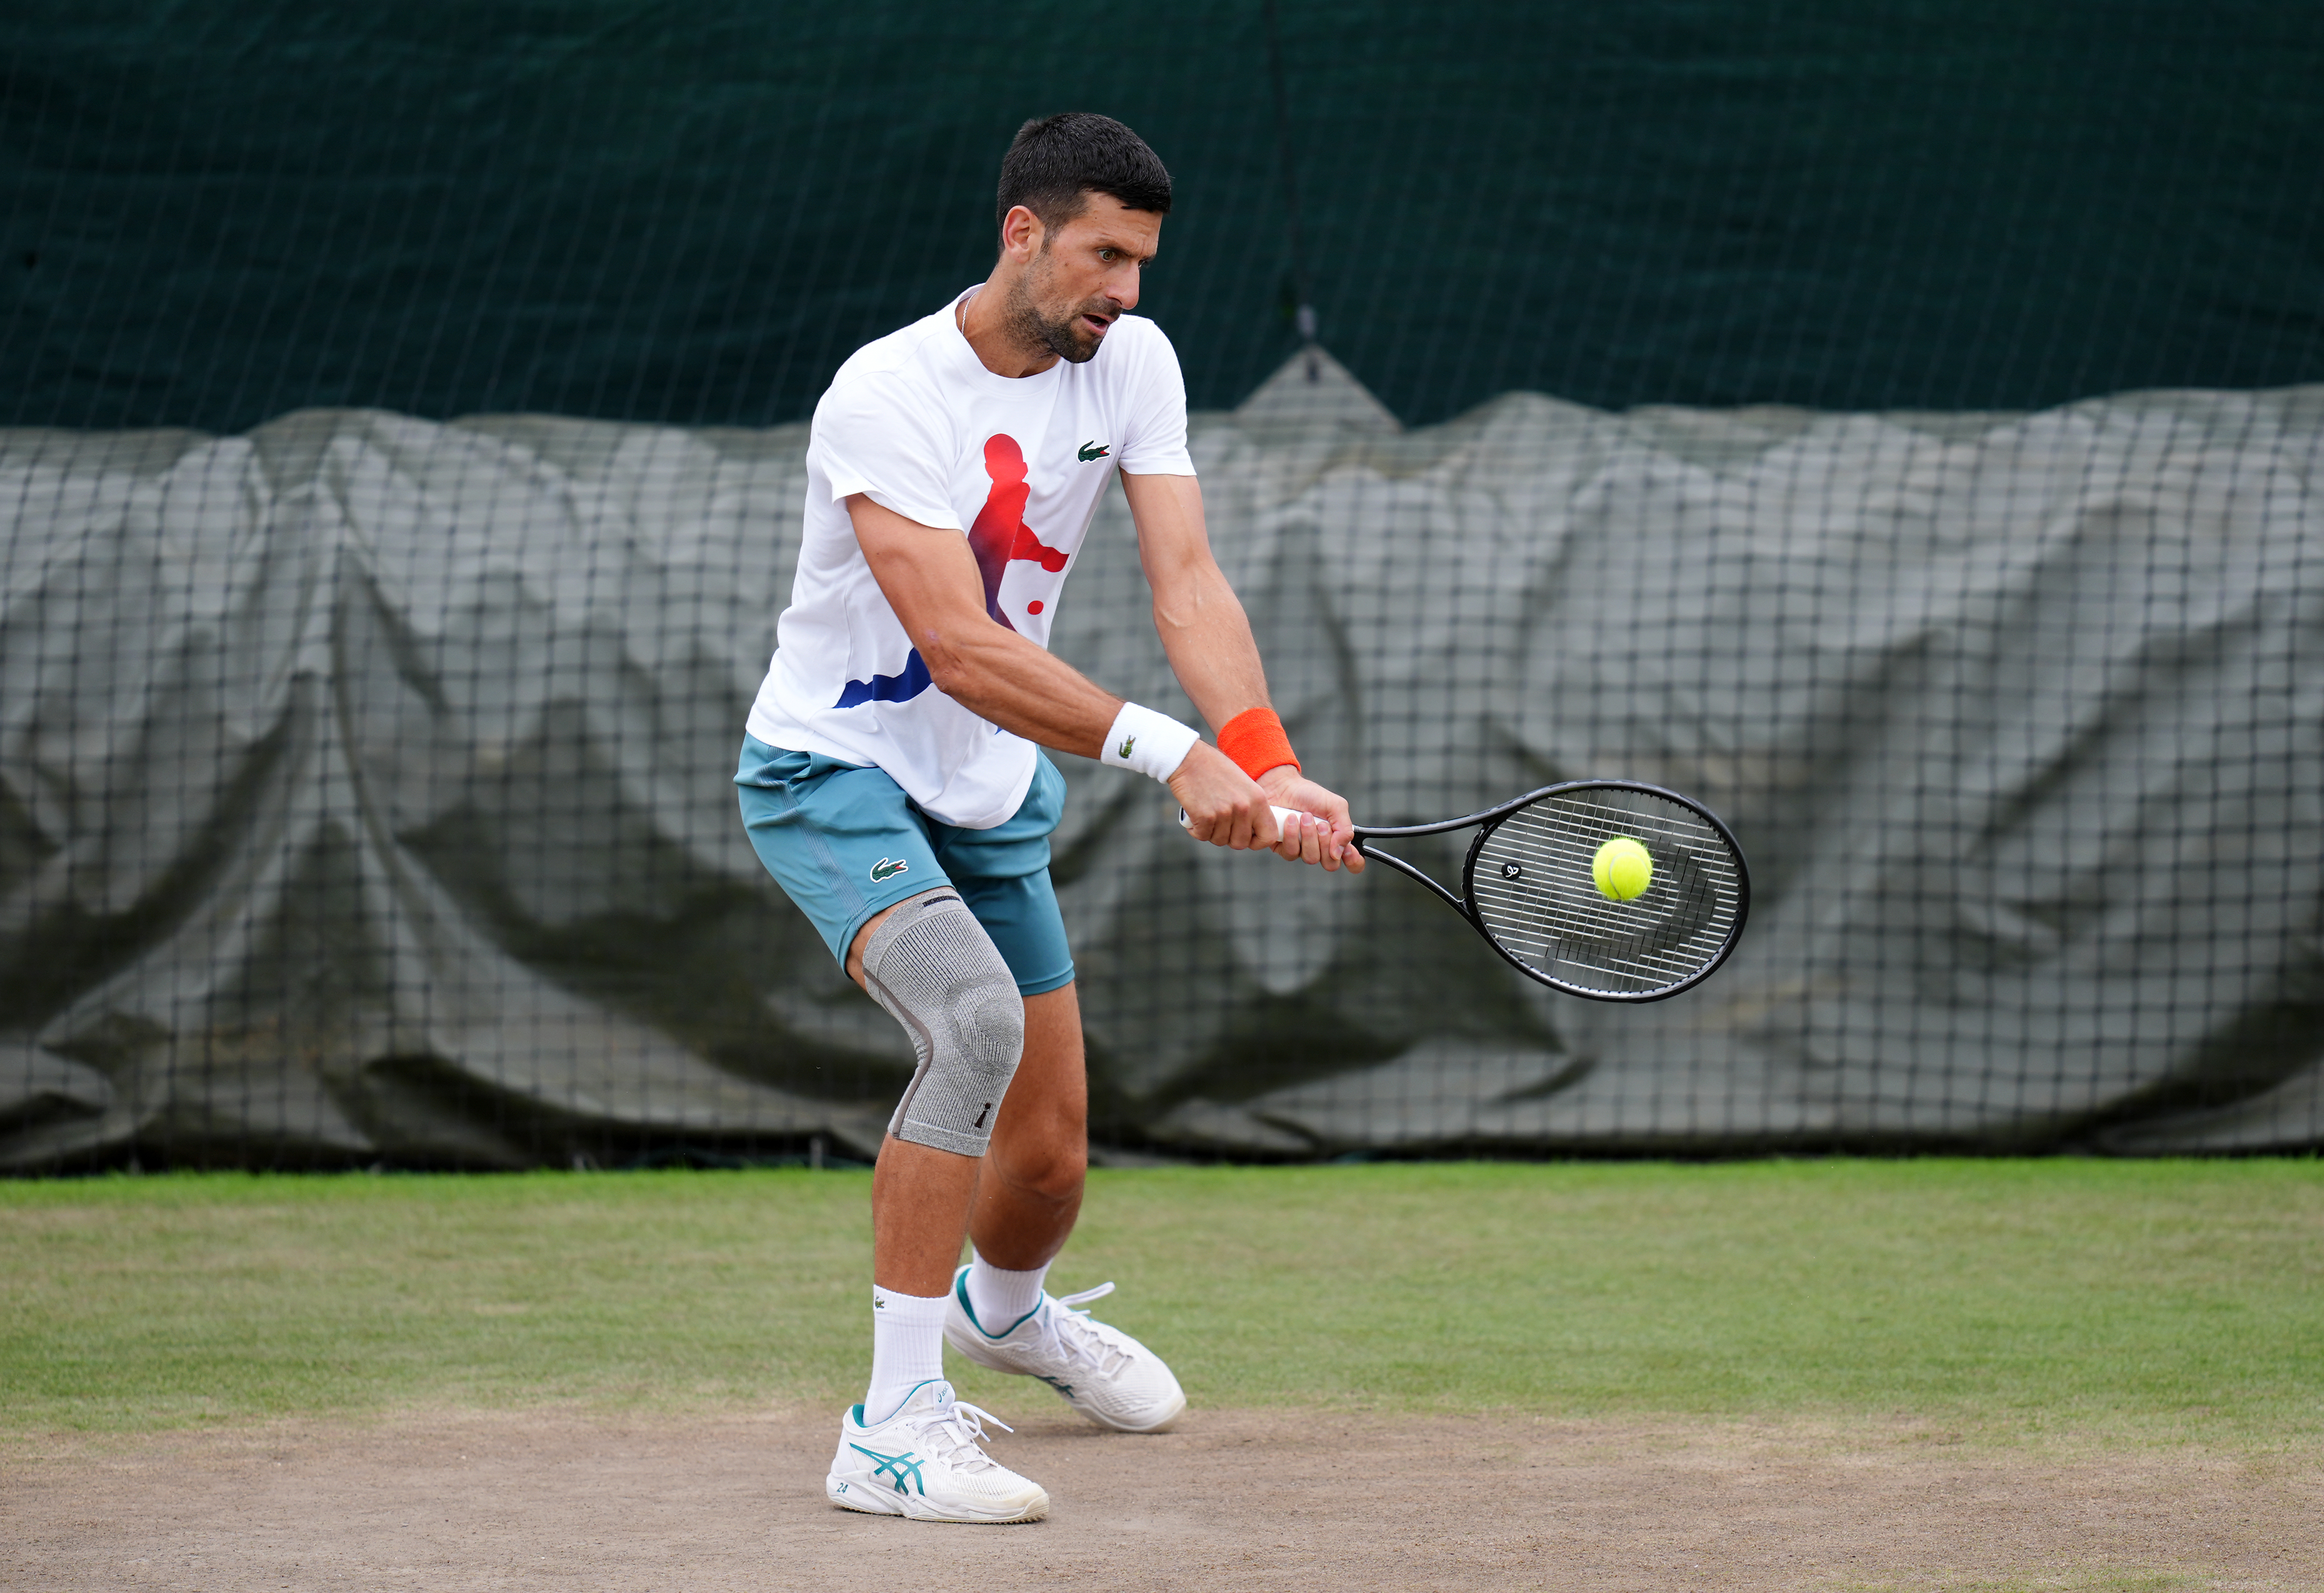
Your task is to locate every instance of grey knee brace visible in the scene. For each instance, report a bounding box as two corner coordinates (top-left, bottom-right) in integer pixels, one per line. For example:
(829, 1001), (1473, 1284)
(861, 890), (1025, 1157)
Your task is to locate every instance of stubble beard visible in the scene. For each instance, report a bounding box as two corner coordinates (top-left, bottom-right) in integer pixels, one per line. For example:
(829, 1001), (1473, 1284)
(1003, 255), (1105, 365)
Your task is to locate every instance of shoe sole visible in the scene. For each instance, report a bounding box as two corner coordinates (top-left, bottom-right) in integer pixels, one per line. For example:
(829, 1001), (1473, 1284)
(1073, 1387), (1186, 1434)
(1064, 1393), (1190, 1439)
(826, 1482), (1048, 1524)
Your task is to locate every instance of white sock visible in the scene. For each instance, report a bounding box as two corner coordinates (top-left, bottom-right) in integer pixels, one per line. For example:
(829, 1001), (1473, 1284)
(864, 1286), (949, 1423)
(965, 1250), (1050, 1336)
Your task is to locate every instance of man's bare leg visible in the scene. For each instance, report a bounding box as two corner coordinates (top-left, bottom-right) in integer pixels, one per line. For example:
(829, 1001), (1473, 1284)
(825, 895), (1051, 1523)
(969, 982), (1087, 1269)
(845, 898), (1084, 1296)
(942, 976), (1185, 1432)
(868, 1137), (980, 1295)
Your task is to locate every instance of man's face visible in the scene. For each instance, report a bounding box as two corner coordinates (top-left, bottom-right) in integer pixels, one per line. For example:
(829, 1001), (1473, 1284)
(1003, 193), (1163, 364)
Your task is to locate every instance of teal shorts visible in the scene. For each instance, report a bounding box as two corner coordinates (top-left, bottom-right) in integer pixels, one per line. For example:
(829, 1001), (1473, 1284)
(734, 735), (1075, 997)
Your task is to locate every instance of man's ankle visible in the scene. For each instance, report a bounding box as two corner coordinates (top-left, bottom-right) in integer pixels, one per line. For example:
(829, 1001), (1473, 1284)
(963, 1249), (1050, 1334)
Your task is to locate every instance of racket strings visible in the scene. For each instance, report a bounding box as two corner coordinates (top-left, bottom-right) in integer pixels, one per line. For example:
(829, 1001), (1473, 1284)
(1468, 792), (1743, 996)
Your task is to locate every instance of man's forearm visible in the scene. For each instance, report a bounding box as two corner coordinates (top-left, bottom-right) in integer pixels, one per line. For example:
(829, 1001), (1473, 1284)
(1151, 570), (1272, 735)
(1124, 472), (1273, 733)
(851, 484), (1264, 792)
(935, 589), (1267, 773)
(1122, 473), (1361, 867)
(918, 621), (1125, 759)
(850, 491), (1145, 760)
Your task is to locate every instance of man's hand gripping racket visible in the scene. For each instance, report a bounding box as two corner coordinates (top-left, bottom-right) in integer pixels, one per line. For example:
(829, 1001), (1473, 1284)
(1182, 783), (1750, 1002)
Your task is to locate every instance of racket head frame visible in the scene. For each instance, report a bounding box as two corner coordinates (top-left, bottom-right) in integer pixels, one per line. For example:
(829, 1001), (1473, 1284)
(1352, 780), (1752, 1003)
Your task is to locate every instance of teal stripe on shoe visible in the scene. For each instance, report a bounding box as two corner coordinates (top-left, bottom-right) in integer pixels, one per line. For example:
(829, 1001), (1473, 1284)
(953, 1264), (1046, 1339)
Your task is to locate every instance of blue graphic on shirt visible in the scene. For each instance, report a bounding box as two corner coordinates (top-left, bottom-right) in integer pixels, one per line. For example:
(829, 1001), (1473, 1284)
(834, 648), (934, 708)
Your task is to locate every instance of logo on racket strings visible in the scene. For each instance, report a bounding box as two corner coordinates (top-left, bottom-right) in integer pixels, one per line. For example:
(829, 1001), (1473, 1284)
(1500, 861), (1523, 880)
(869, 857), (909, 883)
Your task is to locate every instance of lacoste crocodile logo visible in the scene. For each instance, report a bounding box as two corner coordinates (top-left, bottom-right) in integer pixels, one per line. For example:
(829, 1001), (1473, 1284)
(1116, 735), (1135, 760)
(1078, 441), (1110, 462)
(869, 857), (909, 883)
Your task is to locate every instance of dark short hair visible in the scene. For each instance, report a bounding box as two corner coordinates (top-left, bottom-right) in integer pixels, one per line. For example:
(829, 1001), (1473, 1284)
(995, 113), (1173, 235)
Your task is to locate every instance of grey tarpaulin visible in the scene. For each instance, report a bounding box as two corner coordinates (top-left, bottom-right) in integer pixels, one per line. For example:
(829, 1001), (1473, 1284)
(4, 358), (2320, 1168)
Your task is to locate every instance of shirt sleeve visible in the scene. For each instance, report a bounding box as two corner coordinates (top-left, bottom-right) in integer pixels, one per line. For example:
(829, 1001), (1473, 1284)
(1113, 321), (1196, 477)
(808, 373), (965, 531)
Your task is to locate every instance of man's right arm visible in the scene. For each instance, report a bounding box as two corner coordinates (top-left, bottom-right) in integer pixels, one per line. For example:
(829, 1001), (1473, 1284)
(848, 493), (1290, 852)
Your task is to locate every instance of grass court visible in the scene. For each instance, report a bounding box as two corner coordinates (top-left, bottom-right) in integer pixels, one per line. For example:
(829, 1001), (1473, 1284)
(8, 1158), (2318, 1451)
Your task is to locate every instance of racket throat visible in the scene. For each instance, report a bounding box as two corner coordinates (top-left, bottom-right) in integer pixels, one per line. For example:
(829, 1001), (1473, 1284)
(1356, 840), (1471, 919)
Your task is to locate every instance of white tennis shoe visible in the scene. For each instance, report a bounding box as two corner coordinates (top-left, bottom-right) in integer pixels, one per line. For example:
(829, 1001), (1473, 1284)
(824, 1379), (1049, 1524)
(945, 1267), (1188, 1434)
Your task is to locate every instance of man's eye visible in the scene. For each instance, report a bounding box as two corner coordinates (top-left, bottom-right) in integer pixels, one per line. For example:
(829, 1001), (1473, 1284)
(1100, 250), (1116, 261)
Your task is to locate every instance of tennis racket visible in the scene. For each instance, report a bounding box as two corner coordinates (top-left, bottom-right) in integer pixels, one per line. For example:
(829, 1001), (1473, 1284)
(1181, 782), (1749, 1002)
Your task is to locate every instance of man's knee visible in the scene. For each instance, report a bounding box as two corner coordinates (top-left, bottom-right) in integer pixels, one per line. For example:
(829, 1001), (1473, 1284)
(860, 890), (1024, 1158)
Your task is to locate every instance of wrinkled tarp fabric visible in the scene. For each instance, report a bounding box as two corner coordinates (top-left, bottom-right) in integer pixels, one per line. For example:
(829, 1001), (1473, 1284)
(3, 369), (2320, 1167)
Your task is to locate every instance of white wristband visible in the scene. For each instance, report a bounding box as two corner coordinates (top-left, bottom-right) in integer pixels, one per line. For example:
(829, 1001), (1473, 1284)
(1101, 702), (1202, 783)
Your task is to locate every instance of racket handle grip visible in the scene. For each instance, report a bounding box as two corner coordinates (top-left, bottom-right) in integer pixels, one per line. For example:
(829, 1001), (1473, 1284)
(1178, 804), (1304, 832)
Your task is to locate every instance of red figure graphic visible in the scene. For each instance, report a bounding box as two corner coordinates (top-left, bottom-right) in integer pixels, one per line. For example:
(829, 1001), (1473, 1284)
(967, 434), (1071, 629)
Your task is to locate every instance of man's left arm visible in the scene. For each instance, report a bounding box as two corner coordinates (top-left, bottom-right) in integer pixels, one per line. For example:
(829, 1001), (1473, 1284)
(1122, 471), (1364, 874)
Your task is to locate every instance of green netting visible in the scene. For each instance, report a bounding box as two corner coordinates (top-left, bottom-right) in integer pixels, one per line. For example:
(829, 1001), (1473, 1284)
(5, 1), (2318, 435)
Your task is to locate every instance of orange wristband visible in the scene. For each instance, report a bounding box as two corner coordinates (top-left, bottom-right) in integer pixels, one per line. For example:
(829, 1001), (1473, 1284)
(1218, 707), (1299, 779)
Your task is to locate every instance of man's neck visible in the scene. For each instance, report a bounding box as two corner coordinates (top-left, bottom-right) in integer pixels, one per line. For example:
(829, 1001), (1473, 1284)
(957, 281), (1058, 380)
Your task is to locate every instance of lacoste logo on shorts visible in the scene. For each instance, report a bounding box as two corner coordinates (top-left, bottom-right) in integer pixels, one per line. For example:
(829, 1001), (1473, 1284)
(870, 857), (909, 883)
(1078, 440), (1110, 462)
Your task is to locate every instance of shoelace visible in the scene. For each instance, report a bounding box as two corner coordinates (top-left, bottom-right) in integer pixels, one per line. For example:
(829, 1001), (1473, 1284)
(1043, 1282), (1136, 1379)
(915, 1396), (1014, 1473)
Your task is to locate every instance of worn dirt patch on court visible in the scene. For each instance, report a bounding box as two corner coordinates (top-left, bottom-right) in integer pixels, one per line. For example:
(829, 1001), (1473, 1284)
(4, 1409), (2317, 1591)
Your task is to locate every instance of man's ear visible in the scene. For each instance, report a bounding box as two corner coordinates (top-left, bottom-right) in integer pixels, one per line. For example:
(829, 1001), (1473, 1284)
(999, 204), (1045, 264)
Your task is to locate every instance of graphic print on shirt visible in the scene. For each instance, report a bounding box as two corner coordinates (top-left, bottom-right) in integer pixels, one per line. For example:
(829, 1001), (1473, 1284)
(832, 649), (932, 708)
(834, 433), (1072, 707)
(966, 434), (1071, 628)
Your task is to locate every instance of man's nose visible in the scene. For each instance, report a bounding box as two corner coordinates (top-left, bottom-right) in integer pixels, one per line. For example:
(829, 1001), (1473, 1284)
(1108, 264), (1140, 311)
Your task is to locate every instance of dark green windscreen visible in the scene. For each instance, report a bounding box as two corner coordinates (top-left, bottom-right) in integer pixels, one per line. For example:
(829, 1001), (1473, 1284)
(4, 1), (2319, 434)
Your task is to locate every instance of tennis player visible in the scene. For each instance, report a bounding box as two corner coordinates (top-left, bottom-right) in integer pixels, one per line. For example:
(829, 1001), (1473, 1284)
(736, 112), (1361, 1523)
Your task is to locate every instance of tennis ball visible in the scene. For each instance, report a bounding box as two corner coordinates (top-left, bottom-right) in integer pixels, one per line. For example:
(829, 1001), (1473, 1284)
(1592, 835), (1653, 902)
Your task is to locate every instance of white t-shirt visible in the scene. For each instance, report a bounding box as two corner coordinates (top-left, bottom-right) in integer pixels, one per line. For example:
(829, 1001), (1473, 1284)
(746, 288), (1196, 828)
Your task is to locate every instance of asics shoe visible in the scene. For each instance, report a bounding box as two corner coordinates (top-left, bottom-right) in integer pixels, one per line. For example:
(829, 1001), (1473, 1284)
(945, 1267), (1187, 1434)
(824, 1379), (1048, 1524)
